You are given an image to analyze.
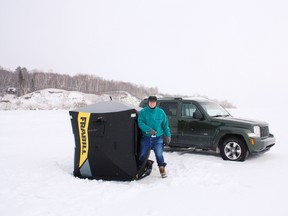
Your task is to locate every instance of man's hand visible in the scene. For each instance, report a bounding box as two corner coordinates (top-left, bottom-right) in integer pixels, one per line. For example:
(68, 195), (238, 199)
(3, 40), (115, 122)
(166, 137), (171, 144)
(149, 129), (157, 135)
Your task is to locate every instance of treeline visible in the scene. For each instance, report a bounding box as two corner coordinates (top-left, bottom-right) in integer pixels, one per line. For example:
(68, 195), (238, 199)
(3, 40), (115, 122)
(0, 66), (158, 98)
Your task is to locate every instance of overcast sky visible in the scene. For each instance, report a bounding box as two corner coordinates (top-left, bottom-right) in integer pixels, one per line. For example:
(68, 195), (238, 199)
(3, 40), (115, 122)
(1, 0), (287, 107)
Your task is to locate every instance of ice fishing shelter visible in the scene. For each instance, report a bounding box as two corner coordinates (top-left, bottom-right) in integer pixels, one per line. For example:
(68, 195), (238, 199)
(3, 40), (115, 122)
(69, 101), (152, 181)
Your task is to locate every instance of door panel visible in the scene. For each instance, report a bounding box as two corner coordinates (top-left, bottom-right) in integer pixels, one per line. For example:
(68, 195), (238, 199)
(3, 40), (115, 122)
(159, 102), (179, 145)
(177, 102), (216, 148)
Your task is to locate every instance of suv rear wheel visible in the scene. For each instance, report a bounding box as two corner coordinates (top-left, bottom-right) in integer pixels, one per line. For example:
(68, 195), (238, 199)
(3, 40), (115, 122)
(220, 136), (248, 161)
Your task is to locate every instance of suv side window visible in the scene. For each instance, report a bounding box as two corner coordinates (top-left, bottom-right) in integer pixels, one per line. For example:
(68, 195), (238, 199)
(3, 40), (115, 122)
(181, 102), (197, 118)
(159, 102), (178, 116)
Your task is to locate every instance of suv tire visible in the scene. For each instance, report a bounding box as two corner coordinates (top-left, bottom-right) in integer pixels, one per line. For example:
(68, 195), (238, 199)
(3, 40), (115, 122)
(220, 136), (248, 162)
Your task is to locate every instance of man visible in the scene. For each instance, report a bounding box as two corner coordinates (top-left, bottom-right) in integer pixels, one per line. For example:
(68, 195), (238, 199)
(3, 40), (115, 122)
(137, 96), (171, 178)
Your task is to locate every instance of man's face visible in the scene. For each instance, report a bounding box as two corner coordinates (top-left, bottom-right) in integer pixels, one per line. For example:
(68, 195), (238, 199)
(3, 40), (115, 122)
(148, 101), (157, 108)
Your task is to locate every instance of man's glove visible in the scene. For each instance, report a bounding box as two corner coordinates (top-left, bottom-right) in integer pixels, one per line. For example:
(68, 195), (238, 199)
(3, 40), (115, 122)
(149, 129), (157, 135)
(166, 137), (171, 144)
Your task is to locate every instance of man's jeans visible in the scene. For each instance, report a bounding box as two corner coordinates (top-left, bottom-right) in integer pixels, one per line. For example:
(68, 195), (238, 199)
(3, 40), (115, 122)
(139, 136), (166, 167)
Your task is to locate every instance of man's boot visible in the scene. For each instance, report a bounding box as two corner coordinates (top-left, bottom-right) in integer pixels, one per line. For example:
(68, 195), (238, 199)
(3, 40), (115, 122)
(159, 166), (167, 178)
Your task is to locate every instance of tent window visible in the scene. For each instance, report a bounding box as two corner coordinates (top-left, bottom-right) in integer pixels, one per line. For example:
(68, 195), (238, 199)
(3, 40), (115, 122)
(89, 117), (105, 137)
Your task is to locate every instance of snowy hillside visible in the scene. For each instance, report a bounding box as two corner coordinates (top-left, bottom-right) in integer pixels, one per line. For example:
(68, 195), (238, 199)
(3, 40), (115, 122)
(0, 88), (141, 110)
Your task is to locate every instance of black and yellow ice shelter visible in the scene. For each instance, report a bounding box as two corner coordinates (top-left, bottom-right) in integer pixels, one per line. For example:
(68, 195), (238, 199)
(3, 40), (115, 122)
(69, 101), (152, 181)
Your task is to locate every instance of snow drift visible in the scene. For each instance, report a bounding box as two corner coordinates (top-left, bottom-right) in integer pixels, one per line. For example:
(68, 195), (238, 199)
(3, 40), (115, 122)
(0, 88), (141, 110)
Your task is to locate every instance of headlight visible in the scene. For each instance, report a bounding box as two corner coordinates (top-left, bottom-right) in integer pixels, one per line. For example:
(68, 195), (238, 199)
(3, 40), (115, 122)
(248, 126), (261, 138)
(253, 126), (261, 137)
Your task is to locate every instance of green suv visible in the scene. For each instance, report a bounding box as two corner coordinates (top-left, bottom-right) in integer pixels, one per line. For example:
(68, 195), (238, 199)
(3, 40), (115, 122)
(139, 97), (275, 161)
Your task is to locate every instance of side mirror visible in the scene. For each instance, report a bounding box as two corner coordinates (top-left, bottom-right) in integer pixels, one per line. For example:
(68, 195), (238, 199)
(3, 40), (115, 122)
(193, 111), (204, 120)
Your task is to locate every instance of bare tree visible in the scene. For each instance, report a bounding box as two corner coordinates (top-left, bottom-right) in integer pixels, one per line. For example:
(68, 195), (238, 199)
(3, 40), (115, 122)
(1, 66), (160, 99)
(16, 67), (25, 96)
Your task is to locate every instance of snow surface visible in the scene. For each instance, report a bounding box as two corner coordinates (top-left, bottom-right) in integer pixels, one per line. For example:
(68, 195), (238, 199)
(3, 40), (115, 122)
(0, 95), (287, 216)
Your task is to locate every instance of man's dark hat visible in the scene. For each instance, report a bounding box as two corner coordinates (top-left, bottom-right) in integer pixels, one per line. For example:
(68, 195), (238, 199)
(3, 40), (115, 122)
(148, 96), (157, 102)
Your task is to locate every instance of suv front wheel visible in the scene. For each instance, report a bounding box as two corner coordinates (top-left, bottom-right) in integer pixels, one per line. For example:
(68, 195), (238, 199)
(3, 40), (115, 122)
(220, 136), (248, 161)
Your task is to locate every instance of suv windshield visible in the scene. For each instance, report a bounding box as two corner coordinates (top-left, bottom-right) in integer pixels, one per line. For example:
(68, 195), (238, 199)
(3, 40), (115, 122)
(200, 102), (230, 117)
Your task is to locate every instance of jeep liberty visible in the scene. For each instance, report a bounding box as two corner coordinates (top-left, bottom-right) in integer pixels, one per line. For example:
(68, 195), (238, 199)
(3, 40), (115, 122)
(139, 97), (275, 161)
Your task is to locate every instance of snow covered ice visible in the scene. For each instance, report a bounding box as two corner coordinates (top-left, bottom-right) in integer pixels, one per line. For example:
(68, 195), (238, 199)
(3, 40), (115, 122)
(0, 105), (287, 216)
